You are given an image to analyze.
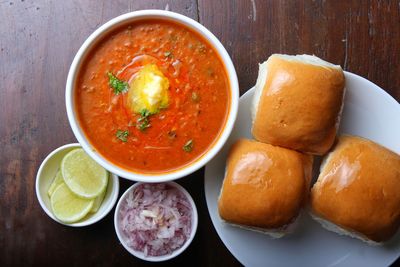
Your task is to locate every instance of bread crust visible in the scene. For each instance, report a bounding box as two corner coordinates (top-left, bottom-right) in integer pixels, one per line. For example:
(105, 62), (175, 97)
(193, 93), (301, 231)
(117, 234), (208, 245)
(252, 54), (345, 155)
(311, 135), (400, 242)
(218, 139), (313, 229)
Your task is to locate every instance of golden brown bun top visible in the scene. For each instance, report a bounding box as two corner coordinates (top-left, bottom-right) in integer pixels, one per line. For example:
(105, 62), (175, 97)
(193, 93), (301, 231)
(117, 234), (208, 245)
(218, 139), (313, 229)
(252, 54), (345, 155)
(311, 135), (400, 242)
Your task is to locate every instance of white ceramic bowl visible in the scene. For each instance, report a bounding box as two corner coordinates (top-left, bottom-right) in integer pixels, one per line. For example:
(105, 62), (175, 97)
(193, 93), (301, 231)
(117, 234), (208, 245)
(35, 143), (120, 227)
(114, 182), (198, 262)
(65, 10), (239, 182)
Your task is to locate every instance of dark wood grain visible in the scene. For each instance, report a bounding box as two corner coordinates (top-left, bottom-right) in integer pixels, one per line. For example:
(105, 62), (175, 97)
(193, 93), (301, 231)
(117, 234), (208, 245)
(198, 0), (400, 98)
(0, 0), (399, 266)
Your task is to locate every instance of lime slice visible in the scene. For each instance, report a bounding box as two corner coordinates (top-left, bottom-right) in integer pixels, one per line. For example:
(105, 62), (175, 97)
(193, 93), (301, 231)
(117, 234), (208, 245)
(47, 170), (64, 197)
(90, 188), (106, 213)
(50, 183), (94, 223)
(61, 148), (108, 199)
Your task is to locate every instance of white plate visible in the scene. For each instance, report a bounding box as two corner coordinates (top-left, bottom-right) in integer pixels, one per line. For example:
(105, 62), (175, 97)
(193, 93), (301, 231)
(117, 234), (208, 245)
(205, 72), (400, 267)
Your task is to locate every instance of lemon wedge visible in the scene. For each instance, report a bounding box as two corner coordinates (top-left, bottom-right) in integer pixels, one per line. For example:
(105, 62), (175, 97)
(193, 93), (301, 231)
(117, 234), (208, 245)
(47, 170), (64, 197)
(61, 148), (108, 199)
(90, 189), (106, 213)
(48, 169), (106, 213)
(51, 183), (94, 223)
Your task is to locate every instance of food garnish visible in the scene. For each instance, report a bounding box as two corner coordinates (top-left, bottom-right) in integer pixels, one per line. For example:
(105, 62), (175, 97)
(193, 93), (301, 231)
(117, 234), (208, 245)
(127, 64), (170, 114)
(51, 183), (94, 223)
(183, 140), (194, 152)
(107, 72), (129, 95)
(116, 129), (129, 142)
(137, 109), (151, 131)
(164, 51), (172, 58)
(48, 148), (109, 223)
(119, 183), (192, 257)
(61, 148), (108, 199)
(47, 170), (64, 197)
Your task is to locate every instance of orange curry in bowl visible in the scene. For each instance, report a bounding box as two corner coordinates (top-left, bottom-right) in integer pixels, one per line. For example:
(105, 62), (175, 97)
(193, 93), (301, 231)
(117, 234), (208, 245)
(75, 20), (230, 173)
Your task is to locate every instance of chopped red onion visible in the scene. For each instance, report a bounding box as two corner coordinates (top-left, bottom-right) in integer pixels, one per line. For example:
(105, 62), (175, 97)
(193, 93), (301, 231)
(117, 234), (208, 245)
(171, 59), (182, 78)
(118, 183), (193, 257)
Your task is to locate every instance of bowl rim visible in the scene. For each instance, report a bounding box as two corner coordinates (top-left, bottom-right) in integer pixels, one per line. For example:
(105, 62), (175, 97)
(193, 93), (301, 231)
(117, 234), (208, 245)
(114, 181), (198, 262)
(65, 9), (239, 182)
(35, 143), (120, 227)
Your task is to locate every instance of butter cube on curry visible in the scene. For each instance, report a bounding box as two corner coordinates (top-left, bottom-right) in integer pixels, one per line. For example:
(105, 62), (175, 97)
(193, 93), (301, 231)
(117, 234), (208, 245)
(127, 64), (170, 114)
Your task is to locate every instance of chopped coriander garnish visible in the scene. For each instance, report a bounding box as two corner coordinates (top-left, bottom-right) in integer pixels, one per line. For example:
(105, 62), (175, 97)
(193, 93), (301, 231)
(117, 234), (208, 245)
(116, 130), (129, 142)
(137, 119), (150, 131)
(137, 109), (151, 131)
(140, 109), (151, 117)
(183, 139), (193, 152)
(164, 51), (172, 58)
(107, 72), (128, 95)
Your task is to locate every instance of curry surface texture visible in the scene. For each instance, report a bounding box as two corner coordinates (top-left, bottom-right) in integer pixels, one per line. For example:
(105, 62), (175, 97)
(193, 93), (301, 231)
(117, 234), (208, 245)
(75, 20), (230, 173)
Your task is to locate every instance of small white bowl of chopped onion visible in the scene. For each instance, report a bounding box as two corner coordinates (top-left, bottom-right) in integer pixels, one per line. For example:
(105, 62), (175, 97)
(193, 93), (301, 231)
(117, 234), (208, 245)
(114, 182), (198, 261)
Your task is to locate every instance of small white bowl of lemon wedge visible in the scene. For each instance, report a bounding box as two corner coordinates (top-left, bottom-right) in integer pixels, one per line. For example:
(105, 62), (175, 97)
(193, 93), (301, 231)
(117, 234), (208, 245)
(36, 143), (119, 226)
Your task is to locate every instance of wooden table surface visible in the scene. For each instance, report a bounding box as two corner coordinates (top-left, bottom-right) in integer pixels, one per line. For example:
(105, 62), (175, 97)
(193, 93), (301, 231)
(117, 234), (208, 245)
(1, 0), (399, 266)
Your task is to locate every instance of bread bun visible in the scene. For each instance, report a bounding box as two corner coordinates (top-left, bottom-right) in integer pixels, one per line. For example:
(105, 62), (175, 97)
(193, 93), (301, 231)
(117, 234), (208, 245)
(218, 139), (313, 237)
(251, 54), (345, 155)
(310, 135), (400, 243)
